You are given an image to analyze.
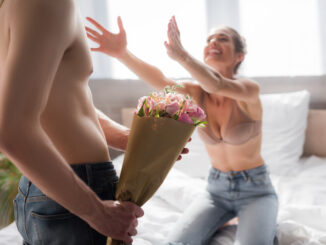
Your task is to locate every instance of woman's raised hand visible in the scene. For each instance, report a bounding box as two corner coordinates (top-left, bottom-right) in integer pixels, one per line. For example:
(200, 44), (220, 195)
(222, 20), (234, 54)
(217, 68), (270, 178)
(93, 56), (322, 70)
(165, 16), (187, 62)
(85, 16), (127, 59)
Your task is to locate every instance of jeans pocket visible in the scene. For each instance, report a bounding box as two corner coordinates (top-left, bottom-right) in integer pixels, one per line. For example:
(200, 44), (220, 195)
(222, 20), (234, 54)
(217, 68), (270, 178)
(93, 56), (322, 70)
(29, 211), (93, 245)
(250, 172), (271, 186)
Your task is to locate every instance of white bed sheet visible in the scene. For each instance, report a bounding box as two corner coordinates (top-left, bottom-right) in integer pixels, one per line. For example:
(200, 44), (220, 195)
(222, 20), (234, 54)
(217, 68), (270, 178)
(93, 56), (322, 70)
(1, 155), (326, 245)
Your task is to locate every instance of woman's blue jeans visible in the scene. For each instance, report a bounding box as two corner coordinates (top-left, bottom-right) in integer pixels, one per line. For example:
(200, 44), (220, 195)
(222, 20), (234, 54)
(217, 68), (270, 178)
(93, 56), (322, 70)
(13, 162), (118, 245)
(167, 164), (278, 245)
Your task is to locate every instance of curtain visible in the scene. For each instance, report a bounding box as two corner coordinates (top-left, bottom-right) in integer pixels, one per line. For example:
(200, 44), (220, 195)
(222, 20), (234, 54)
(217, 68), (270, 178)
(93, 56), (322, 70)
(318, 0), (326, 75)
(79, 0), (325, 78)
(77, 0), (112, 78)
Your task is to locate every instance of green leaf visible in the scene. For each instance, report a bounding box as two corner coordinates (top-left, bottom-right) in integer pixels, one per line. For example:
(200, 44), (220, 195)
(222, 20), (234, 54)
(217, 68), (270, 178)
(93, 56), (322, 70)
(155, 105), (160, 118)
(0, 153), (21, 227)
(195, 121), (208, 127)
(137, 100), (146, 117)
(173, 114), (179, 120)
(164, 86), (170, 95)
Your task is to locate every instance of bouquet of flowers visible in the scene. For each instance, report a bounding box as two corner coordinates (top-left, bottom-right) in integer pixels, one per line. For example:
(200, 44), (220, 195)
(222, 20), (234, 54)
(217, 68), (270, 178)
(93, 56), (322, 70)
(108, 86), (206, 245)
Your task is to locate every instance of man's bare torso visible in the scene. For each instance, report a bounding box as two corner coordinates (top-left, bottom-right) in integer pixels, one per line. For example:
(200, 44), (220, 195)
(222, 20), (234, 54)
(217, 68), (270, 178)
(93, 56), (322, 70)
(0, 0), (110, 164)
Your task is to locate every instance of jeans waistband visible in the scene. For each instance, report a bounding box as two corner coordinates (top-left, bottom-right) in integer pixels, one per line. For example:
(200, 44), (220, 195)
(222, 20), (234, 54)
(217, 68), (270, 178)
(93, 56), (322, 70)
(71, 161), (116, 179)
(19, 162), (117, 197)
(210, 164), (268, 180)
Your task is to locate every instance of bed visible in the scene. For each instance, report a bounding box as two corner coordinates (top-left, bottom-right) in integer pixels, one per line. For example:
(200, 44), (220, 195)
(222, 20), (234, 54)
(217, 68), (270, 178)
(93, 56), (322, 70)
(0, 79), (326, 245)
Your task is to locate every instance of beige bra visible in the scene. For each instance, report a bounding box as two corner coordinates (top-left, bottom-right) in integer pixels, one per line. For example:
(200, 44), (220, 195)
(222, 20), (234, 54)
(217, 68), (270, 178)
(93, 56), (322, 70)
(198, 92), (262, 145)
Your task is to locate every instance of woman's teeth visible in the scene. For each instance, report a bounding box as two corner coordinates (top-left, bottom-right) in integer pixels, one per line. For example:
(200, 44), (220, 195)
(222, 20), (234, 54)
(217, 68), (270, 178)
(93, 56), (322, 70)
(209, 49), (221, 55)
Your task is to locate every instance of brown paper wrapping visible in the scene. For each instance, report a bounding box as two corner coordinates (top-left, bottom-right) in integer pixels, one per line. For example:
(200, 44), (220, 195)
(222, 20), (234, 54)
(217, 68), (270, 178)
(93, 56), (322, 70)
(107, 114), (195, 245)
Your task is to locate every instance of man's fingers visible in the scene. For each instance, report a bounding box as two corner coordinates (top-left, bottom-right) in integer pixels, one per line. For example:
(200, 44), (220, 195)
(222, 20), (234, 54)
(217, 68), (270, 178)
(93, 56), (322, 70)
(124, 202), (144, 218)
(128, 228), (138, 236)
(135, 207), (144, 218)
(123, 235), (133, 245)
(132, 219), (139, 228)
(181, 148), (189, 154)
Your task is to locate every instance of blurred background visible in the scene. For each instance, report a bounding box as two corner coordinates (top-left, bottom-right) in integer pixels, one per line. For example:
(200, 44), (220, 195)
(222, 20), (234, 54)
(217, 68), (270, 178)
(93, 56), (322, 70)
(1, 1), (326, 240)
(78, 0), (326, 79)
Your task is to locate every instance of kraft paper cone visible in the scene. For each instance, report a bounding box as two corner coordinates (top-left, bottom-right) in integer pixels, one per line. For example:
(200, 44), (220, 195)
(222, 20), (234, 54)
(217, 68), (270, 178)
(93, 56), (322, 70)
(107, 114), (195, 245)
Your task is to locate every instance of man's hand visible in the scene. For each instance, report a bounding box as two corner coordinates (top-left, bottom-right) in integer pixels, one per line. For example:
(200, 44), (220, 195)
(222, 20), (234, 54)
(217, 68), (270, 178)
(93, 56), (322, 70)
(88, 200), (144, 244)
(177, 137), (191, 161)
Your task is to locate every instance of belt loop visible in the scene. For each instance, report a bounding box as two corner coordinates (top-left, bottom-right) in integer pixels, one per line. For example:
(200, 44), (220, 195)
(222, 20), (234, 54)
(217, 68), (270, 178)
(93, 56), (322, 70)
(214, 169), (220, 179)
(242, 171), (249, 181)
(25, 181), (32, 202)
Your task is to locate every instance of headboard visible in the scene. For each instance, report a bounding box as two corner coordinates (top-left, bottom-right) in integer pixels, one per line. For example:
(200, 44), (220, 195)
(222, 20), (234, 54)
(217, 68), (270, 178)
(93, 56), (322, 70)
(89, 76), (326, 158)
(304, 110), (326, 157)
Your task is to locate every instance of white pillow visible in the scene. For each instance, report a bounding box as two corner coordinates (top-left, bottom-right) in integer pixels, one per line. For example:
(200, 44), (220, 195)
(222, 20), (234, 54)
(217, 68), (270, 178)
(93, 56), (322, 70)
(260, 90), (310, 170)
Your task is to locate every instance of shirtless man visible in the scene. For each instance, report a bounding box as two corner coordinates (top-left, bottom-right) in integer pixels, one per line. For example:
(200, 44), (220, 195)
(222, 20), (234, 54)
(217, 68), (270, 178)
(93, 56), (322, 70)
(0, 0), (143, 244)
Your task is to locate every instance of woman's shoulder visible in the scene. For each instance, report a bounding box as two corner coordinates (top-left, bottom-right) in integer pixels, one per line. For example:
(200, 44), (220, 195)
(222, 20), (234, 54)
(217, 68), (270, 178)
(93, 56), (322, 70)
(236, 77), (260, 91)
(176, 80), (204, 102)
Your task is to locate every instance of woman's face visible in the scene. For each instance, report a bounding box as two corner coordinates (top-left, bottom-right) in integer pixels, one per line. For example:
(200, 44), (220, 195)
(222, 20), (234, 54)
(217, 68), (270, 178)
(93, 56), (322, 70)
(203, 28), (243, 71)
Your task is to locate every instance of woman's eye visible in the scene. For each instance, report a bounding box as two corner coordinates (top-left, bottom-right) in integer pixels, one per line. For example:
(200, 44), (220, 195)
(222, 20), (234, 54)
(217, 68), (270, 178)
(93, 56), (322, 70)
(219, 38), (228, 42)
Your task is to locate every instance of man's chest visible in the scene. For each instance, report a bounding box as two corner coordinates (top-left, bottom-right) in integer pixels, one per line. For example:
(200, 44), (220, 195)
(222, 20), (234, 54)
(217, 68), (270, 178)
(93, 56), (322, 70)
(0, 1), (10, 70)
(56, 16), (94, 83)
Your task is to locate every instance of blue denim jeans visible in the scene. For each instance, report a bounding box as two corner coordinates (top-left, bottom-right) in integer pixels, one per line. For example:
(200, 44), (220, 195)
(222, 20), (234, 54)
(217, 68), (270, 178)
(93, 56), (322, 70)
(13, 162), (118, 245)
(167, 164), (278, 245)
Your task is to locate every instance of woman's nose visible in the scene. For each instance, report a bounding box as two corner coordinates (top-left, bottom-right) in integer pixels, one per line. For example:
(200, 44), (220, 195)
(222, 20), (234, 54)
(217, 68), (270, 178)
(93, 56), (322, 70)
(209, 40), (217, 48)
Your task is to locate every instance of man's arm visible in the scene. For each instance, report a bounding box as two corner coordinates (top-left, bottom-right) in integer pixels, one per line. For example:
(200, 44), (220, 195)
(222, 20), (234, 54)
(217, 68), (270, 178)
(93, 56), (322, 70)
(0, 1), (141, 242)
(0, 0), (101, 222)
(96, 108), (130, 151)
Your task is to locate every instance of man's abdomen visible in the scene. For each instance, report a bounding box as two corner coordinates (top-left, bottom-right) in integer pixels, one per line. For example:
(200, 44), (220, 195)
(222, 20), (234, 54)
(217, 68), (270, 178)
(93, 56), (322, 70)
(40, 85), (110, 164)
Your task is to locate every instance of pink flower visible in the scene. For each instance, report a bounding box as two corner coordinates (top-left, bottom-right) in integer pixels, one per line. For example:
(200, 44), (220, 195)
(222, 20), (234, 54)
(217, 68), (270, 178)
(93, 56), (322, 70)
(181, 99), (196, 114)
(136, 86), (206, 127)
(137, 96), (147, 111)
(188, 106), (206, 120)
(147, 97), (157, 113)
(166, 101), (179, 116)
(178, 113), (193, 125)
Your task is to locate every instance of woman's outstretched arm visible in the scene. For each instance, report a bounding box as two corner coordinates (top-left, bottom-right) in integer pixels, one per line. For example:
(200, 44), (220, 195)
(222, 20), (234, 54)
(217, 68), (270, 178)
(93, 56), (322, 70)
(85, 16), (174, 90)
(85, 16), (200, 97)
(165, 16), (259, 103)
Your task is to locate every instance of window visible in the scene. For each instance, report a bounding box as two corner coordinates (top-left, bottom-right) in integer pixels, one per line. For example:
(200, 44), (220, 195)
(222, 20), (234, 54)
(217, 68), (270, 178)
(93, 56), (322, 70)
(79, 0), (325, 78)
(239, 0), (323, 76)
(106, 0), (207, 79)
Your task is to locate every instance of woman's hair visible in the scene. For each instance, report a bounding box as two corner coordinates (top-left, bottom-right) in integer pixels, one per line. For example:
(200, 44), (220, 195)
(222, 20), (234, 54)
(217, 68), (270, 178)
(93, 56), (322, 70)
(210, 26), (247, 74)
